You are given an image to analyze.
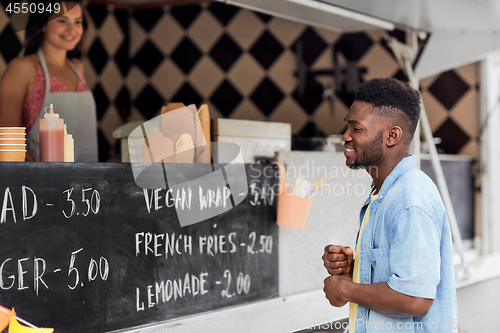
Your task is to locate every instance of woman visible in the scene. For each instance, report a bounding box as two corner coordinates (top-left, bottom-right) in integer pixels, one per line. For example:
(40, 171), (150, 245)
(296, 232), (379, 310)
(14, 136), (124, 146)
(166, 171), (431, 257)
(0, 1), (98, 162)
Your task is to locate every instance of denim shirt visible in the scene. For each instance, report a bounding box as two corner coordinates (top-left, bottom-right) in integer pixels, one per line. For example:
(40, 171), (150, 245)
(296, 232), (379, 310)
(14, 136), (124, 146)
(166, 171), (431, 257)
(353, 155), (458, 332)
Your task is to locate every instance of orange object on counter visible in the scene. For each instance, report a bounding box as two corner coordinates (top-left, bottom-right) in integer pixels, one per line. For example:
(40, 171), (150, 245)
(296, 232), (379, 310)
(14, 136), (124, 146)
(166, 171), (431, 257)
(0, 150), (26, 162)
(0, 127), (25, 134)
(39, 104), (64, 162)
(0, 133), (25, 139)
(0, 138), (26, 145)
(272, 162), (312, 229)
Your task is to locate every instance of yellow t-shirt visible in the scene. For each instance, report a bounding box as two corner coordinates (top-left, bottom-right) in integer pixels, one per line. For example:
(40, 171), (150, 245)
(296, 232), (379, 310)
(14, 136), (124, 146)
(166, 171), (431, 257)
(349, 191), (378, 333)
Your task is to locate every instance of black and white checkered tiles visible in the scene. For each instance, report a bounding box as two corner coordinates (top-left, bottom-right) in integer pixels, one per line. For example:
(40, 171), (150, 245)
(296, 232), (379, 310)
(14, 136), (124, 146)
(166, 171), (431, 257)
(0, 1), (479, 161)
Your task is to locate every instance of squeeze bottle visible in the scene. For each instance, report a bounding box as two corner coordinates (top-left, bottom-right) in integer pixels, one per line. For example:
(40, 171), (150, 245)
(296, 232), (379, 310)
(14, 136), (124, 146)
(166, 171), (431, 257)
(64, 125), (74, 162)
(39, 104), (64, 162)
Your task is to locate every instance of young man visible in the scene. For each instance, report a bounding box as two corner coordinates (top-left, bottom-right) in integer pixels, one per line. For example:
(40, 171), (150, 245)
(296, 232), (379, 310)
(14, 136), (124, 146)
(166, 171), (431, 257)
(322, 78), (458, 332)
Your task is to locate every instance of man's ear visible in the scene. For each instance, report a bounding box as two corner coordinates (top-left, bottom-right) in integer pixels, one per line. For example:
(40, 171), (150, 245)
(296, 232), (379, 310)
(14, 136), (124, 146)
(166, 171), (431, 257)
(386, 126), (403, 147)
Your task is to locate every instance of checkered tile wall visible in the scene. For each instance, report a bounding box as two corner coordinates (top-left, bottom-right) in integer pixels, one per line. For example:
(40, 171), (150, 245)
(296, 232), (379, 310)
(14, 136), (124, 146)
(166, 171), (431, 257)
(0, 1), (479, 161)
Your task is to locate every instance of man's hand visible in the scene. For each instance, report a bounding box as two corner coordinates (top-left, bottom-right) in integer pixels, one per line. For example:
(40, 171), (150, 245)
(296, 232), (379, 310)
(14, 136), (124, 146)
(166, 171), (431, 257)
(323, 273), (351, 307)
(322, 245), (353, 276)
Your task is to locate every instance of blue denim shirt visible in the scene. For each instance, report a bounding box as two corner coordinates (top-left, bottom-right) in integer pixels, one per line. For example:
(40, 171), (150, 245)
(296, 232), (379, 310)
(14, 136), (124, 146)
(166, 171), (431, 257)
(353, 155), (458, 332)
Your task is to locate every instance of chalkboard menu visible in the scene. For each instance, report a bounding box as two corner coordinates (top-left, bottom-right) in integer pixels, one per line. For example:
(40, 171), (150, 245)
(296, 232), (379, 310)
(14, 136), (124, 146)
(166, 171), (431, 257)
(0, 162), (279, 332)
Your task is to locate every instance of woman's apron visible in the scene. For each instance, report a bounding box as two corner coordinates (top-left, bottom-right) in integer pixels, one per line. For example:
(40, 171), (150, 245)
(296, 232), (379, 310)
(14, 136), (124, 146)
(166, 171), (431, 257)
(27, 50), (98, 162)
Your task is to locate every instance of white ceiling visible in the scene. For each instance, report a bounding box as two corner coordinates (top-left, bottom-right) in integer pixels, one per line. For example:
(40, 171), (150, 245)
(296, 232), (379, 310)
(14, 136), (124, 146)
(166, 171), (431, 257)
(318, 0), (500, 77)
(212, 0), (390, 33)
(320, 0), (500, 32)
(102, 0), (390, 31)
(219, 0), (500, 78)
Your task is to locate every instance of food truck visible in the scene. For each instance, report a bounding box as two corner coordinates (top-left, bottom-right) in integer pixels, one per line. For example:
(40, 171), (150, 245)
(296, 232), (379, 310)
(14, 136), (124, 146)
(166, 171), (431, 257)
(0, 0), (498, 332)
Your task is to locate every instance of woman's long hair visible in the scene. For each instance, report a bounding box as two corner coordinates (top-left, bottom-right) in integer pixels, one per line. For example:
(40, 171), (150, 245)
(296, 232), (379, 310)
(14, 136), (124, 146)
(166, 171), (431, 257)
(24, 1), (88, 59)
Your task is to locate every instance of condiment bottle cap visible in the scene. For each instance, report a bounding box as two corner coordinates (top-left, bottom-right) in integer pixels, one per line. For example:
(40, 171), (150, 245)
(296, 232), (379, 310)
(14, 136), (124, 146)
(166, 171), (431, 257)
(44, 104), (59, 118)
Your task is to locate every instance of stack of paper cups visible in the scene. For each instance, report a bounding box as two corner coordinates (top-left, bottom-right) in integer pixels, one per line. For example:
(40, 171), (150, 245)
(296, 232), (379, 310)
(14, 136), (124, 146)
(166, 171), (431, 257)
(0, 127), (26, 162)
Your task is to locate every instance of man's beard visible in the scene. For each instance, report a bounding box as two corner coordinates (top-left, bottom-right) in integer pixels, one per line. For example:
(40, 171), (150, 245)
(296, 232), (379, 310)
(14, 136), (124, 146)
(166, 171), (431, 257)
(349, 131), (384, 169)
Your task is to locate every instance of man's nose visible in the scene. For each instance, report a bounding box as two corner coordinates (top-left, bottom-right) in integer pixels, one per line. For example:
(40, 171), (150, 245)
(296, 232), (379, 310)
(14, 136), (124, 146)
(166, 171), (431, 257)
(341, 130), (351, 143)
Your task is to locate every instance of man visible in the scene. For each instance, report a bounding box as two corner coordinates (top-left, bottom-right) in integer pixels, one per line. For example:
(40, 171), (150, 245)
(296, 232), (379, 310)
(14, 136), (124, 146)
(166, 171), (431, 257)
(323, 78), (457, 332)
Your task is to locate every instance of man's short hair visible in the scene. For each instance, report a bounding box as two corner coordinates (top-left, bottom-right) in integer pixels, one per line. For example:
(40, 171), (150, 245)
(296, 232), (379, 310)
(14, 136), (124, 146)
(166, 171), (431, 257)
(354, 78), (421, 142)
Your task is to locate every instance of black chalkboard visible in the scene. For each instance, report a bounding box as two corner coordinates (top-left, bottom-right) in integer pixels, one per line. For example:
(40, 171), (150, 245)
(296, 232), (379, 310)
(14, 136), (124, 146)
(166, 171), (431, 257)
(0, 162), (279, 332)
(420, 158), (475, 240)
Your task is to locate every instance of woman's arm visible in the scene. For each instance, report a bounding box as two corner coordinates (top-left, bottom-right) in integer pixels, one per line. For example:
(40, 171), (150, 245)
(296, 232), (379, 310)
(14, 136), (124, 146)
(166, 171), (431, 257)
(0, 57), (35, 126)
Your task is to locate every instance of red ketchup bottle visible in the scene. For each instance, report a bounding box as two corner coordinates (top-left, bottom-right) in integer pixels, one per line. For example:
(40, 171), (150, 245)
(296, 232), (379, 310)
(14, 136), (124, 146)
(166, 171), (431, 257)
(39, 104), (64, 162)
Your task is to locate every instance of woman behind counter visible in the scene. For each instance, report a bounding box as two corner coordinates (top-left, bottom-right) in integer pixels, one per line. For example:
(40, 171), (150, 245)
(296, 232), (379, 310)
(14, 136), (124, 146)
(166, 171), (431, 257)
(0, 1), (98, 162)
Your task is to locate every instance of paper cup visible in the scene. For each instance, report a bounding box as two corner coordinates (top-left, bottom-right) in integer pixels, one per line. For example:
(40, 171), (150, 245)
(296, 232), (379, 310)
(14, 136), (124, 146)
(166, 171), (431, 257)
(0, 127), (25, 133)
(0, 138), (26, 145)
(272, 161), (313, 229)
(0, 144), (27, 150)
(0, 150), (26, 162)
(275, 189), (312, 229)
(0, 133), (26, 138)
